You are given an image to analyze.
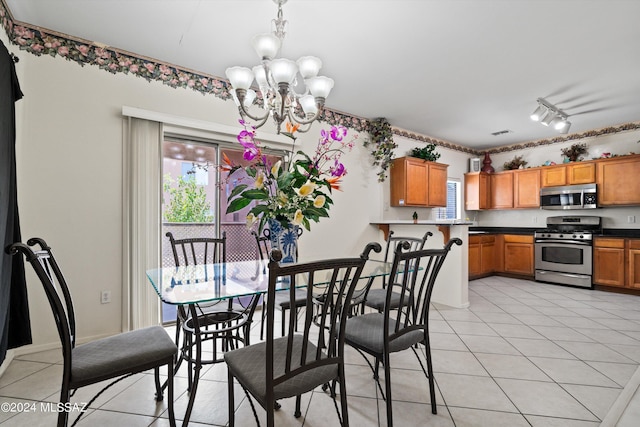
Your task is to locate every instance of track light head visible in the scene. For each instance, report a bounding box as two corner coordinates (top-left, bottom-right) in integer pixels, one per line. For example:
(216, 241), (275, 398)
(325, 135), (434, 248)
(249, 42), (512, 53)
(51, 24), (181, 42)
(530, 98), (570, 134)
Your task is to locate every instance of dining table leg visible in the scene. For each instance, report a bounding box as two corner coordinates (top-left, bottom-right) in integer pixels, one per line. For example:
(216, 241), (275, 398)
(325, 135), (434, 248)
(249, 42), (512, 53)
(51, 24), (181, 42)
(181, 303), (202, 427)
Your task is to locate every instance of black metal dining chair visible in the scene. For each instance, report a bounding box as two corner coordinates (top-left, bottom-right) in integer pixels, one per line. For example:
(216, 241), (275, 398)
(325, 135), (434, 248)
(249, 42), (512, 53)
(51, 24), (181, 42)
(224, 242), (382, 427)
(6, 238), (177, 427)
(351, 230), (432, 314)
(252, 230), (307, 340)
(165, 231), (259, 391)
(344, 238), (462, 427)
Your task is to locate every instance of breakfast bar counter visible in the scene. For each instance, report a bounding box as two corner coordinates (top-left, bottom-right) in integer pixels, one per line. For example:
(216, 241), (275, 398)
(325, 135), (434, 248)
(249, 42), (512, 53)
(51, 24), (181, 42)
(370, 220), (472, 308)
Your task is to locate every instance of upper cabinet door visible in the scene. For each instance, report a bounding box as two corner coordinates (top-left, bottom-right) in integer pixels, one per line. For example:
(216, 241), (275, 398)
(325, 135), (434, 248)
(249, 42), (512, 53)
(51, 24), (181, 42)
(541, 165), (567, 187)
(567, 162), (595, 184)
(514, 169), (540, 208)
(390, 157), (449, 207)
(489, 172), (514, 209)
(597, 155), (640, 206)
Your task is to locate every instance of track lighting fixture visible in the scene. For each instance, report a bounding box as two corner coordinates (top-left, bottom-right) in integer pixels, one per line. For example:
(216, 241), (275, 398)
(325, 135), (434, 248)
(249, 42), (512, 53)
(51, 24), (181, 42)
(530, 98), (571, 134)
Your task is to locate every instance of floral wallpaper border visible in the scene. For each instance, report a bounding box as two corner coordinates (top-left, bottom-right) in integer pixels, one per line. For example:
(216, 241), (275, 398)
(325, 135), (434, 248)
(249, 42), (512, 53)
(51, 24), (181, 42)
(1, 0), (638, 157)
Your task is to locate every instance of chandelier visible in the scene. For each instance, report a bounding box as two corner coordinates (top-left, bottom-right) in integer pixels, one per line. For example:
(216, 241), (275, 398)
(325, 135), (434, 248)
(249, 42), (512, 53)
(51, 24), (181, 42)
(225, 0), (334, 134)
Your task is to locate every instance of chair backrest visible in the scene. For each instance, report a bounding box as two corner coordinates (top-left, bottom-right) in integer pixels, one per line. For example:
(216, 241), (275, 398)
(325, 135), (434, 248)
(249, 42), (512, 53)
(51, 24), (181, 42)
(380, 230), (432, 289)
(264, 242), (381, 397)
(251, 230), (270, 261)
(6, 238), (76, 366)
(385, 238), (462, 338)
(383, 230), (432, 263)
(166, 231), (226, 266)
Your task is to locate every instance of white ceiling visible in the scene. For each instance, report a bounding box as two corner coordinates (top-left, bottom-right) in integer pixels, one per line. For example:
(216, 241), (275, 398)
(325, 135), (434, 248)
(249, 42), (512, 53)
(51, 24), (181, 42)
(6, 0), (640, 149)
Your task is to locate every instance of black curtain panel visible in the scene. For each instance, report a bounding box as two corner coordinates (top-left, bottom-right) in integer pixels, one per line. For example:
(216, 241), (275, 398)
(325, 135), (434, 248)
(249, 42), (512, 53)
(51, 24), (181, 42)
(0, 40), (30, 365)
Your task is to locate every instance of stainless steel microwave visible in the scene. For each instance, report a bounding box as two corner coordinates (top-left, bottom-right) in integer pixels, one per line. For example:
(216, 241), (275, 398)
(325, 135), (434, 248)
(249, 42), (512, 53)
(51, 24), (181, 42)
(540, 184), (598, 210)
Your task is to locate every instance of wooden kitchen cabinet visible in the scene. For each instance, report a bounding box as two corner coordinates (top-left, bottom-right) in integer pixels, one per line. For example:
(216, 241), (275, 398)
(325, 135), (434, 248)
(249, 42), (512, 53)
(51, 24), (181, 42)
(464, 172), (490, 211)
(514, 169), (540, 208)
(390, 157), (448, 207)
(593, 237), (640, 289)
(489, 172), (514, 209)
(628, 240), (640, 289)
(503, 234), (534, 276)
(468, 234), (495, 278)
(540, 162), (596, 187)
(593, 238), (626, 287)
(597, 155), (640, 206)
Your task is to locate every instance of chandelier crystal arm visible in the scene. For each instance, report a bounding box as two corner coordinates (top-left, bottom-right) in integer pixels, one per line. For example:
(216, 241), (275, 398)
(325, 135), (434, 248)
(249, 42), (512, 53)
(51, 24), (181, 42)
(235, 89), (271, 126)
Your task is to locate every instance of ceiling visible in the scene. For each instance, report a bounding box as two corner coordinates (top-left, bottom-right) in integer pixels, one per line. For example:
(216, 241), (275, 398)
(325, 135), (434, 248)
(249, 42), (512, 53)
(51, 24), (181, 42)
(5, 0), (640, 150)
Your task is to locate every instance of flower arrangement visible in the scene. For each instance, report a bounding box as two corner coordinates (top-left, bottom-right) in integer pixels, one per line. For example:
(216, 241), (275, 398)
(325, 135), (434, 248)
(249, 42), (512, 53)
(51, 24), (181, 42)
(561, 143), (588, 162)
(224, 120), (356, 232)
(363, 118), (397, 182)
(503, 155), (528, 170)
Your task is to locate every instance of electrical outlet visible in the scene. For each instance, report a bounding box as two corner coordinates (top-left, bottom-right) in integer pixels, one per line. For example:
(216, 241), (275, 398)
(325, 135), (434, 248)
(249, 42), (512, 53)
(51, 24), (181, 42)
(628, 215), (636, 224)
(100, 290), (111, 304)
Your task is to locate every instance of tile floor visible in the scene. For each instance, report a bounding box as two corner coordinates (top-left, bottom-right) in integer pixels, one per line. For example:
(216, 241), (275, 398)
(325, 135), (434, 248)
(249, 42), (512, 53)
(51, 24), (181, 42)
(1, 276), (640, 426)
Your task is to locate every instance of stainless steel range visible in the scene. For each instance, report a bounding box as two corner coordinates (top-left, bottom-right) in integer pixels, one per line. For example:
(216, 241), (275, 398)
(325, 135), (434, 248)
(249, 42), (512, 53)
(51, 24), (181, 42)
(534, 216), (602, 288)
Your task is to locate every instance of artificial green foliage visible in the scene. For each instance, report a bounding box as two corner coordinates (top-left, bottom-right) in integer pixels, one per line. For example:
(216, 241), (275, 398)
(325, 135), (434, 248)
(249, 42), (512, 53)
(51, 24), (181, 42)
(363, 117), (398, 182)
(561, 143), (589, 161)
(503, 155), (528, 170)
(163, 173), (213, 223)
(409, 143), (441, 162)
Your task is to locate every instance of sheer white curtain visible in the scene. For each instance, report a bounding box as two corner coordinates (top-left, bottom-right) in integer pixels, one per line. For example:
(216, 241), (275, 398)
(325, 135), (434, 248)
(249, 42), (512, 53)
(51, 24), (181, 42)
(122, 117), (162, 330)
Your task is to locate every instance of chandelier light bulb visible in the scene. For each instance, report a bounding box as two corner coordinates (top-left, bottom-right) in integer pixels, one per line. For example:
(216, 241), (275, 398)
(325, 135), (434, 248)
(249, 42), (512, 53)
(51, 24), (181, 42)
(296, 56), (322, 79)
(225, 66), (254, 90)
(251, 33), (281, 61)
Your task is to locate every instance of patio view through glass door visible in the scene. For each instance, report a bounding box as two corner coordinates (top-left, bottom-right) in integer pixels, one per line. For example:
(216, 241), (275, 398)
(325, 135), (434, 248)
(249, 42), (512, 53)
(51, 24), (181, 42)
(161, 138), (281, 323)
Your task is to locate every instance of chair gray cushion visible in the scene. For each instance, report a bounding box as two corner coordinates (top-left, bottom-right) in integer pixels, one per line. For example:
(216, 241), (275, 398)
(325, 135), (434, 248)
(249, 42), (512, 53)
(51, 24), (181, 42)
(71, 326), (177, 388)
(273, 288), (307, 310)
(345, 313), (424, 354)
(364, 289), (407, 312)
(224, 334), (337, 403)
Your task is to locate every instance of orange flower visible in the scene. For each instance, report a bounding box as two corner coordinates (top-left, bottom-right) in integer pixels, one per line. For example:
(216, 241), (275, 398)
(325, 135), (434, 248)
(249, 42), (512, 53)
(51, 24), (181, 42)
(220, 152), (233, 171)
(326, 176), (343, 191)
(285, 122), (300, 134)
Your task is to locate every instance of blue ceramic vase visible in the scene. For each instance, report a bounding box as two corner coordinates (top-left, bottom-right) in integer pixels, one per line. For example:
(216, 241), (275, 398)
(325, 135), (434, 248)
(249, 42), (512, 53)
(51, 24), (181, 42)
(267, 219), (299, 264)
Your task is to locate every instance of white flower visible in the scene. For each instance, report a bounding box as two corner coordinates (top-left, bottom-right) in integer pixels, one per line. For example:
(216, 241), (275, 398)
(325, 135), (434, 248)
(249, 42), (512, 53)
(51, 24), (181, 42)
(295, 181), (316, 197)
(246, 213), (257, 229)
(271, 160), (282, 178)
(313, 195), (326, 208)
(292, 209), (304, 225)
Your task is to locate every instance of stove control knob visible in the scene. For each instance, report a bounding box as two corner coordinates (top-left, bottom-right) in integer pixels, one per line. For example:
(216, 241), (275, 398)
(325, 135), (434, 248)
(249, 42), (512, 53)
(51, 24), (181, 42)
(579, 235), (584, 238)
(573, 234), (577, 238)
(559, 234), (563, 238)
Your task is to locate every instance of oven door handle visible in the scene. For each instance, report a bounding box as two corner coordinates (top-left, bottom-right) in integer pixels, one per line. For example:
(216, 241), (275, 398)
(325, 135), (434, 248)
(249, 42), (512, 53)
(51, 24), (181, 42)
(534, 239), (592, 246)
(536, 270), (591, 279)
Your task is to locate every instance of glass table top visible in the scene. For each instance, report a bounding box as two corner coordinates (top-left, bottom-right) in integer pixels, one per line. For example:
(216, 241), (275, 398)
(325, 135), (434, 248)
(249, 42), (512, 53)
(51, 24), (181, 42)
(146, 258), (393, 305)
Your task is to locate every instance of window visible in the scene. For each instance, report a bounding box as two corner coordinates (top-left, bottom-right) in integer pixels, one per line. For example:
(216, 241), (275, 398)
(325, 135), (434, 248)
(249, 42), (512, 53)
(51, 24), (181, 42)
(434, 179), (461, 220)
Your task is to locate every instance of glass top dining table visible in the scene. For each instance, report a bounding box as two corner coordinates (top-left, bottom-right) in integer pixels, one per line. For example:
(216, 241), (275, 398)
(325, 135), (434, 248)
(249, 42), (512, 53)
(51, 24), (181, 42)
(146, 256), (393, 427)
(146, 257), (394, 306)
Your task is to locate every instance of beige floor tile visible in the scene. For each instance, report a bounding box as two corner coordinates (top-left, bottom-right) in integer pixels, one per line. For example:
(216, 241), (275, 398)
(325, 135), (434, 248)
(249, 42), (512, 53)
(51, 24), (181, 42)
(555, 340), (636, 363)
(585, 361), (640, 387)
(0, 364), (62, 401)
(431, 349), (489, 376)
(14, 348), (63, 364)
(0, 360), (51, 388)
(429, 332), (468, 351)
(496, 378), (598, 421)
(529, 325), (593, 342)
(560, 383), (621, 420)
(505, 337), (575, 359)
(458, 334), (521, 355)
(436, 373), (517, 413)
(525, 414), (600, 426)
(528, 357), (620, 387)
(75, 409), (155, 426)
(487, 322), (545, 339)
(472, 311), (522, 324)
(448, 406), (531, 427)
(446, 321), (498, 336)
(475, 353), (552, 381)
